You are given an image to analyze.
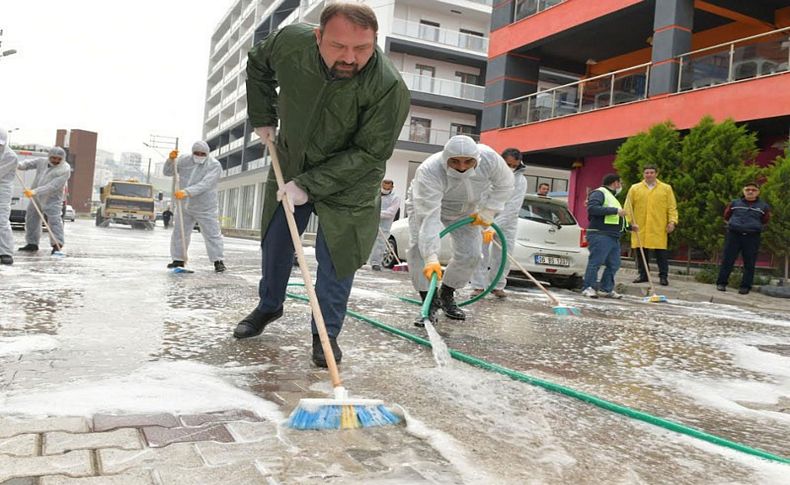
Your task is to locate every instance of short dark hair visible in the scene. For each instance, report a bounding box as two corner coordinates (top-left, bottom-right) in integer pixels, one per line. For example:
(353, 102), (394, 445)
(501, 148), (522, 161)
(320, 2), (378, 33)
(538, 182), (550, 189)
(744, 182), (760, 189)
(602, 173), (621, 186)
(642, 164), (658, 172)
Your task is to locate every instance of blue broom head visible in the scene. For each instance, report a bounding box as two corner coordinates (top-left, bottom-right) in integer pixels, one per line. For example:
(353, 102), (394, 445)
(288, 398), (400, 430)
(171, 266), (194, 274)
(553, 305), (581, 316)
(51, 251), (66, 258)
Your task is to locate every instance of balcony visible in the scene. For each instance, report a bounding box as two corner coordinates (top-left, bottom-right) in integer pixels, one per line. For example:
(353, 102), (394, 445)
(227, 165), (243, 177)
(400, 72), (485, 102)
(487, 27), (790, 155)
(505, 63), (650, 127)
(207, 104), (222, 119)
(229, 138), (245, 151)
(391, 18), (488, 55)
(246, 157), (269, 171)
(504, 27), (790, 128)
(398, 124), (480, 150)
(513, 0), (566, 22)
(210, 149), (220, 158)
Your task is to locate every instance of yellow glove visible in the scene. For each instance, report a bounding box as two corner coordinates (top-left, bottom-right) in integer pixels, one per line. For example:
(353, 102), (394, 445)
(174, 190), (187, 200)
(470, 209), (496, 227)
(423, 260), (442, 281)
(482, 229), (495, 244)
(169, 150), (179, 159)
(24, 189), (36, 198)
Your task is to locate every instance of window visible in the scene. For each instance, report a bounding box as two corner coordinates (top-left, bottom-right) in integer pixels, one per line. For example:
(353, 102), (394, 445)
(415, 64), (435, 93)
(455, 71), (481, 99)
(226, 187), (239, 228)
(239, 184), (255, 229)
(459, 29), (484, 51)
(419, 20), (440, 42)
(450, 123), (477, 139)
(409, 117), (432, 143)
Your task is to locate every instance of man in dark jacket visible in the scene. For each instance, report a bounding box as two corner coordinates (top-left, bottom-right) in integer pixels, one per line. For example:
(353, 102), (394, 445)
(581, 173), (633, 299)
(716, 182), (771, 294)
(233, 2), (410, 368)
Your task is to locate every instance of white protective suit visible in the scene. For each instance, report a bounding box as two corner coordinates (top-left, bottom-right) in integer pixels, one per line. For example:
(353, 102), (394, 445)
(471, 160), (528, 290)
(368, 189), (401, 267)
(406, 136), (514, 291)
(163, 141), (224, 262)
(0, 129), (19, 256)
(17, 147), (71, 248)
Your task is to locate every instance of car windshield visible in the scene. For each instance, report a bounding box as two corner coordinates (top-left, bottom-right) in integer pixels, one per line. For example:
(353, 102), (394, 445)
(110, 183), (152, 198)
(520, 199), (576, 226)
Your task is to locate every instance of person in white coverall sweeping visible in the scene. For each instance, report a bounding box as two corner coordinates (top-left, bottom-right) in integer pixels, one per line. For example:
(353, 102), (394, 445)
(406, 135), (514, 326)
(368, 179), (401, 271)
(163, 141), (226, 272)
(471, 147), (528, 298)
(0, 128), (19, 265)
(17, 146), (71, 255)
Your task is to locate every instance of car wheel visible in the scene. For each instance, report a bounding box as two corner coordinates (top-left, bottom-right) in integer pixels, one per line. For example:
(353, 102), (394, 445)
(381, 237), (399, 269)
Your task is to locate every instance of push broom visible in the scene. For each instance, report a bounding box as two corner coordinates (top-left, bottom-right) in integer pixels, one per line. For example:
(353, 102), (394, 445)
(262, 138), (400, 430)
(15, 171), (65, 257)
(378, 227), (408, 272)
(490, 237), (581, 316)
(626, 201), (667, 303)
(170, 151), (194, 274)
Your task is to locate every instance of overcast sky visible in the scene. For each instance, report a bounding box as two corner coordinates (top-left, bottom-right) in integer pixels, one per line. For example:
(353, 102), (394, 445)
(1, 0), (233, 159)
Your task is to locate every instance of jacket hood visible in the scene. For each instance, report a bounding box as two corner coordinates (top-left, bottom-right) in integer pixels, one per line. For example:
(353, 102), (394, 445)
(442, 135), (479, 165)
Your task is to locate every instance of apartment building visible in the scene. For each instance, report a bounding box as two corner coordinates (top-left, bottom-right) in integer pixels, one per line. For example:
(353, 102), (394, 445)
(481, 0), (790, 223)
(203, 0), (570, 234)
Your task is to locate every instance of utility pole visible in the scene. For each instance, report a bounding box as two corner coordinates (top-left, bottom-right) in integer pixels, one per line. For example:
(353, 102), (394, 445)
(144, 134), (179, 194)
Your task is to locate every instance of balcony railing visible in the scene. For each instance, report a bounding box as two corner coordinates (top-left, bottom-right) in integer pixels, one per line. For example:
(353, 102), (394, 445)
(207, 104), (222, 118)
(206, 126), (221, 139)
(398, 124), (480, 146)
(229, 138), (245, 151)
(392, 18), (488, 54)
(210, 149), (219, 158)
(514, 0), (566, 22)
(246, 157), (269, 171)
(678, 26), (790, 91)
(505, 63), (650, 127)
(227, 165), (242, 177)
(503, 27), (789, 128)
(400, 72), (485, 102)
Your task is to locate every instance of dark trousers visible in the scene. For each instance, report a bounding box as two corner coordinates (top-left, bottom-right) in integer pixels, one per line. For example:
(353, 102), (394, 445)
(716, 231), (761, 289)
(636, 248), (669, 278)
(257, 203), (355, 338)
(582, 232), (622, 293)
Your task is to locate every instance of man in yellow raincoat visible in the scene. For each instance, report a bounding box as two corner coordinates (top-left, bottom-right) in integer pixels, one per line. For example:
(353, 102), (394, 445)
(625, 164), (678, 286)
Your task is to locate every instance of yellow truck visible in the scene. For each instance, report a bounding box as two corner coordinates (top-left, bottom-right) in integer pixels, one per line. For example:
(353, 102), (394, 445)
(95, 180), (156, 230)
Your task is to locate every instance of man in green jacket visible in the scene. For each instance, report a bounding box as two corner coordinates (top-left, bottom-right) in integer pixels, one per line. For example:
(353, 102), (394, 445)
(233, 2), (410, 368)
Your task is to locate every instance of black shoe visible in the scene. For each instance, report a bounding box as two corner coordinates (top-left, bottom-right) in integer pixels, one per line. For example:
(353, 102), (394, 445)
(312, 334), (342, 368)
(233, 308), (283, 339)
(371, 264), (381, 271)
(738, 288), (750, 295)
(51, 246), (62, 255)
(18, 244), (39, 252)
(167, 260), (185, 269)
(659, 277), (669, 286)
(414, 291), (440, 327)
(716, 284), (726, 292)
(632, 276), (648, 283)
(0, 255), (13, 265)
(438, 285), (465, 321)
(214, 260), (226, 272)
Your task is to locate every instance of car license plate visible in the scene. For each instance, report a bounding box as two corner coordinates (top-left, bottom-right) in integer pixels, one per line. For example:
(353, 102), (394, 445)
(534, 255), (570, 267)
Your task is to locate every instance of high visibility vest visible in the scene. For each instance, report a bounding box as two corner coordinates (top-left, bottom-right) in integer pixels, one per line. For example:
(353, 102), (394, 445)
(596, 187), (623, 226)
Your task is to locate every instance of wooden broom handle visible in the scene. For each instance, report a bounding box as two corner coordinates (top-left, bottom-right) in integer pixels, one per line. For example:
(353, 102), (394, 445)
(265, 138), (342, 388)
(491, 237), (561, 306)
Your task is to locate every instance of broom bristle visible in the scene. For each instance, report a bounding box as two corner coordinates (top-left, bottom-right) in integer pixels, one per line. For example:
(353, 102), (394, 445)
(643, 294), (668, 303)
(553, 305), (581, 317)
(288, 401), (400, 430)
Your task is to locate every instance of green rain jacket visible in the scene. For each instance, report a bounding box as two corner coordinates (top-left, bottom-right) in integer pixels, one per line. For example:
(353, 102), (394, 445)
(246, 24), (410, 278)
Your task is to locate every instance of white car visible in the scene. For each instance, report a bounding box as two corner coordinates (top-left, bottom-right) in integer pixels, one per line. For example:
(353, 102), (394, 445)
(384, 194), (589, 288)
(63, 205), (76, 222)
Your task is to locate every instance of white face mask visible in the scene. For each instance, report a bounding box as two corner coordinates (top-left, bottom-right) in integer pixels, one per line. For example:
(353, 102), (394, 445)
(381, 189), (392, 195)
(194, 156), (207, 164)
(615, 186), (622, 196)
(447, 167), (476, 179)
